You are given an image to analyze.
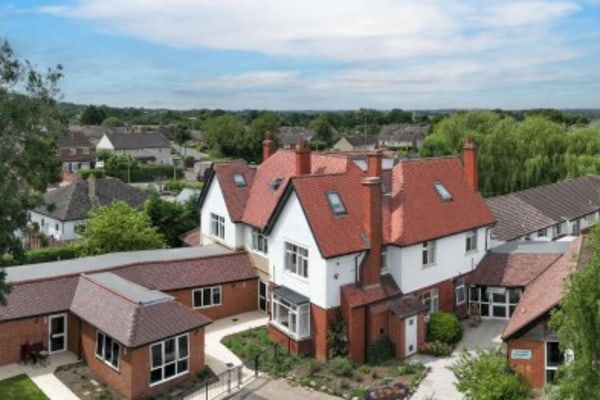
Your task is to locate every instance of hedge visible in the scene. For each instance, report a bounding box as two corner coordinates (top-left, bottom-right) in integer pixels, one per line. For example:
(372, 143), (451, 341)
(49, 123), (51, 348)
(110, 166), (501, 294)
(0, 245), (83, 267)
(427, 312), (463, 344)
(106, 164), (184, 183)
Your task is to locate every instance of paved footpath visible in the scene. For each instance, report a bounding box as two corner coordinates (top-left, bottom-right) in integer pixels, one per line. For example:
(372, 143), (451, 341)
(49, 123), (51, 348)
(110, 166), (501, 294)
(410, 319), (506, 400)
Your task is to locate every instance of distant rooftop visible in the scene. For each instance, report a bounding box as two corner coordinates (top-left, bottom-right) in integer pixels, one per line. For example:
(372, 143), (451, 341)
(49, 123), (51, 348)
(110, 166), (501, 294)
(5, 244), (233, 283)
(490, 240), (571, 255)
(87, 272), (172, 305)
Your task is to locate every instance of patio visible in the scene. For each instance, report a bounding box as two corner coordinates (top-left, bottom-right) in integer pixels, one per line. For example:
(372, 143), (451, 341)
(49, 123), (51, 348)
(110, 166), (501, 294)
(0, 351), (79, 399)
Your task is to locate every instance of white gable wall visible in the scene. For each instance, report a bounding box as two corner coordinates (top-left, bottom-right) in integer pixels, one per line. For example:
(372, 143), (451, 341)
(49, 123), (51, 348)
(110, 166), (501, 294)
(388, 227), (488, 294)
(200, 177), (243, 249)
(96, 134), (114, 151)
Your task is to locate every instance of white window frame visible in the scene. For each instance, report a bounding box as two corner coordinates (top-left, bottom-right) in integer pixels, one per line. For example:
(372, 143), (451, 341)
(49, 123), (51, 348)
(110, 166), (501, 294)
(465, 229), (477, 253)
(422, 240), (436, 266)
(455, 280), (466, 305)
(420, 288), (439, 313)
(149, 334), (190, 386)
(271, 294), (310, 340)
(251, 228), (268, 254)
(193, 286), (222, 309)
(537, 229), (547, 238)
(545, 341), (562, 384)
(95, 331), (120, 371)
(210, 213), (225, 239)
(585, 214), (594, 225)
(284, 242), (309, 278)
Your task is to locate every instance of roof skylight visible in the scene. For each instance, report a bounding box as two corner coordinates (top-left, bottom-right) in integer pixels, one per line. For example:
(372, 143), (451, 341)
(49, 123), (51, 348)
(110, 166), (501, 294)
(434, 181), (453, 202)
(326, 191), (347, 215)
(233, 173), (246, 187)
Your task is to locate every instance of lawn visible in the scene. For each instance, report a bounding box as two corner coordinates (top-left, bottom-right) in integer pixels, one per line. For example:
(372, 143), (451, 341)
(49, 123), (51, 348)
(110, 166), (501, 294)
(222, 327), (428, 399)
(0, 374), (48, 400)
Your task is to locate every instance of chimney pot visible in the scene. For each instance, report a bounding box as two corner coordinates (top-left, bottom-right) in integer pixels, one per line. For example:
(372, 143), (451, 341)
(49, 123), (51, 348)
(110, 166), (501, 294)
(262, 131), (276, 162)
(367, 150), (383, 178)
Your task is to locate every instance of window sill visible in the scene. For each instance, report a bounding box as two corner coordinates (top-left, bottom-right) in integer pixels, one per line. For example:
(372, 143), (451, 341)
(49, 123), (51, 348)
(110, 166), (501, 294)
(270, 321), (310, 342)
(422, 263), (437, 269)
(95, 355), (120, 373)
(284, 270), (309, 283)
(149, 370), (189, 388)
(193, 303), (221, 310)
(465, 249), (478, 255)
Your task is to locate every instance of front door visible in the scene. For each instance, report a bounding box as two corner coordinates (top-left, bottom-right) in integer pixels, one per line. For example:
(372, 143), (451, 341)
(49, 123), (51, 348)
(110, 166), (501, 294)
(258, 281), (268, 313)
(48, 313), (67, 353)
(405, 315), (418, 356)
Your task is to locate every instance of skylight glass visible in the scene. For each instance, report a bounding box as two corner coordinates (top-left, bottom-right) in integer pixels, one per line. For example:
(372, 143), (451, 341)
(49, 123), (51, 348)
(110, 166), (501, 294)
(233, 173), (246, 187)
(433, 181), (453, 202)
(326, 191), (347, 215)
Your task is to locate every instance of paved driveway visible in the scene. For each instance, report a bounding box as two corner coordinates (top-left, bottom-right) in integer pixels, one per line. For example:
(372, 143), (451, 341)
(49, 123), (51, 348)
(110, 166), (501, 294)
(410, 319), (506, 400)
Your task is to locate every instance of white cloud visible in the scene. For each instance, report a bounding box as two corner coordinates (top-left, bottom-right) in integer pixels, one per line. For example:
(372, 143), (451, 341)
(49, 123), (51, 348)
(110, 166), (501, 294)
(39, 0), (581, 61)
(198, 71), (300, 88)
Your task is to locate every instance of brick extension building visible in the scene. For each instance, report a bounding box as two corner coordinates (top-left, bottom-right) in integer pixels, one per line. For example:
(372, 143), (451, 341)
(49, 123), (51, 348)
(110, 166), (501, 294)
(199, 136), (495, 363)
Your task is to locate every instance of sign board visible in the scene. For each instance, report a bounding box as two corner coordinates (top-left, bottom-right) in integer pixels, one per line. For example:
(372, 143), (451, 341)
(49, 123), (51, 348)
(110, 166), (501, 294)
(511, 349), (532, 360)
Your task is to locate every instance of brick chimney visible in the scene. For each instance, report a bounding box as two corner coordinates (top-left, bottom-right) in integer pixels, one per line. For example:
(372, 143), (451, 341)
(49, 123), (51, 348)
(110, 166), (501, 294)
(463, 138), (478, 193)
(262, 131), (276, 162)
(361, 176), (382, 287)
(367, 150), (383, 178)
(295, 138), (311, 176)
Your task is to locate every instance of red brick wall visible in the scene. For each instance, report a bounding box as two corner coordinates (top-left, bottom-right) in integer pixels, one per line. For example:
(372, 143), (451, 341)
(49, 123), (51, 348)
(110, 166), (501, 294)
(415, 278), (464, 316)
(347, 307), (366, 363)
(389, 313), (405, 359)
(507, 338), (546, 390)
(67, 312), (80, 356)
(0, 317), (48, 365)
(268, 325), (312, 356)
(368, 309), (389, 344)
(311, 305), (338, 360)
(167, 278), (258, 320)
(80, 319), (206, 399)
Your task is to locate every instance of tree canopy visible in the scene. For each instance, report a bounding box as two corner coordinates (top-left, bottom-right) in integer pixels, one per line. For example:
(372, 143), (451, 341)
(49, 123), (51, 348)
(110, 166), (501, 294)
(144, 191), (199, 247)
(80, 104), (107, 125)
(82, 201), (165, 255)
(550, 226), (600, 398)
(0, 39), (64, 305)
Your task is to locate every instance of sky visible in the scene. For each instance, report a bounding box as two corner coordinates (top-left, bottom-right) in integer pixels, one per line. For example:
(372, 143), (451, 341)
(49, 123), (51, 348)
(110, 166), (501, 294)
(2, 0), (600, 110)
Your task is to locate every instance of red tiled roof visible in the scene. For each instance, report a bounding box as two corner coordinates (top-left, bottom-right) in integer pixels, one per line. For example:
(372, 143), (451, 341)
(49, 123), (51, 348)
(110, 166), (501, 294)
(112, 252), (258, 291)
(180, 228), (202, 247)
(242, 150), (349, 229)
(70, 275), (211, 348)
(387, 158), (496, 245)
(213, 162), (256, 222)
(0, 276), (78, 322)
(503, 238), (583, 340)
(469, 253), (561, 287)
(292, 168), (368, 258)
(341, 275), (402, 309)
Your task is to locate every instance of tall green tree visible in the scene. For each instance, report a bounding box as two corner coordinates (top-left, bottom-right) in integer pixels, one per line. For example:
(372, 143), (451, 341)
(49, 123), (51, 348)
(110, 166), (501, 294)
(203, 115), (247, 159)
(550, 226), (600, 399)
(247, 112), (280, 162)
(0, 39), (64, 305)
(82, 201), (165, 255)
(309, 114), (334, 148)
(80, 105), (107, 125)
(144, 191), (199, 247)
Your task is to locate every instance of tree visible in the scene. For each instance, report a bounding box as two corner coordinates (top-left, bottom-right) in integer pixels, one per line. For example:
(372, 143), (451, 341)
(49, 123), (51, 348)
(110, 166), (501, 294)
(203, 115), (247, 159)
(101, 116), (124, 127)
(449, 347), (529, 400)
(0, 39), (64, 305)
(144, 191), (199, 247)
(82, 201), (165, 255)
(80, 105), (107, 125)
(309, 115), (334, 147)
(247, 112), (280, 162)
(549, 226), (600, 398)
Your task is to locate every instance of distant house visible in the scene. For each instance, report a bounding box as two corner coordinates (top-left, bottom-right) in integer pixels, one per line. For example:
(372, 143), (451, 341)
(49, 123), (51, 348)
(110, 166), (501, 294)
(68, 125), (128, 144)
(29, 177), (147, 241)
(332, 135), (378, 151)
(275, 127), (315, 149)
(97, 132), (171, 164)
(501, 237), (587, 390)
(486, 176), (600, 248)
(57, 131), (95, 172)
(378, 124), (428, 150)
(0, 245), (258, 399)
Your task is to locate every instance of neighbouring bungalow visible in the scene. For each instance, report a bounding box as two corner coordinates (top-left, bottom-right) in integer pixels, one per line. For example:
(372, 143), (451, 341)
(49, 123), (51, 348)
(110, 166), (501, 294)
(332, 135), (379, 151)
(0, 245), (258, 399)
(97, 132), (171, 164)
(486, 176), (600, 248)
(501, 237), (588, 390)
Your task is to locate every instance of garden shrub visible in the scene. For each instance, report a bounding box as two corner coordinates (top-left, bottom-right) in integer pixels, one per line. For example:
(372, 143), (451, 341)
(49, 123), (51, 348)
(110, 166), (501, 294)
(327, 357), (353, 377)
(367, 336), (395, 364)
(79, 168), (105, 180)
(420, 340), (453, 356)
(427, 312), (463, 344)
(327, 312), (349, 358)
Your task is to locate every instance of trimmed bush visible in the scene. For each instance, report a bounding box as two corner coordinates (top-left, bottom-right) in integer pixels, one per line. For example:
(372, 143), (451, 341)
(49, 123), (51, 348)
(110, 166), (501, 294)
(1, 244), (84, 266)
(327, 357), (353, 377)
(79, 168), (105, 180)
(367, 336), (395, 364)
(427, 312), (463, 344)
(420, 340), (453, 356)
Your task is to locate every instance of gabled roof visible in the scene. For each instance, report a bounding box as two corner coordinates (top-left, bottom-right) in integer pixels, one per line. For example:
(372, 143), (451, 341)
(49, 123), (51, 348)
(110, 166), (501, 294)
(344, 135), (378, 147)
(276, 126), (315, 146)
(210, 162), (256, 222)
(113, 252), (257, 291)
(341, 274), (402, 309)
(502, 237), (583, 340)
(387, 158), (496, 246)
(105, 132), (170, 150)
(70, 274), (211, 348)
(378, 124), (428, 141)
(469, 241), (569, 287)
(242, 150), (350, 229)
(34, 177), (147, 221)
(291, 168), (368, 258)
(57, 132), (93, 148)
(487, 176), (600, 241)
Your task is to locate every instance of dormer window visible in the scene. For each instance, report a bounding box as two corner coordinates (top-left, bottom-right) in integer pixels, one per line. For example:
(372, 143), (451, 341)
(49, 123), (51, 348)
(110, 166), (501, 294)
(433, 181), (452, 202)
(269, 177), (283, 192)
(233, 173), (246, 187)
(326, 191), (347, 215)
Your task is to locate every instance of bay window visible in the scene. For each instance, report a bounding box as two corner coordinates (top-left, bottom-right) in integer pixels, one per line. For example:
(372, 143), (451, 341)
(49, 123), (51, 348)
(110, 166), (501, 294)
(272, 288), (310, 340)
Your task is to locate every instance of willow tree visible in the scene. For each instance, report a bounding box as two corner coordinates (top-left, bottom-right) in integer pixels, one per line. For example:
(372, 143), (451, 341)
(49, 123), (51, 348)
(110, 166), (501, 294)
(0, 40), (64, 305)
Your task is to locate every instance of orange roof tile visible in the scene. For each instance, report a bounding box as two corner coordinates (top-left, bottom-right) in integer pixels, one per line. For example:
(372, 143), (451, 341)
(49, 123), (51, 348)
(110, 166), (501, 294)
(212, 162), (256, 222)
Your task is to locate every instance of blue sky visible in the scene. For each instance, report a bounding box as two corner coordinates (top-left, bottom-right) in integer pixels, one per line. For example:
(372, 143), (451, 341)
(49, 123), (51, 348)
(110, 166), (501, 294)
(2, 0), (600, 110)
